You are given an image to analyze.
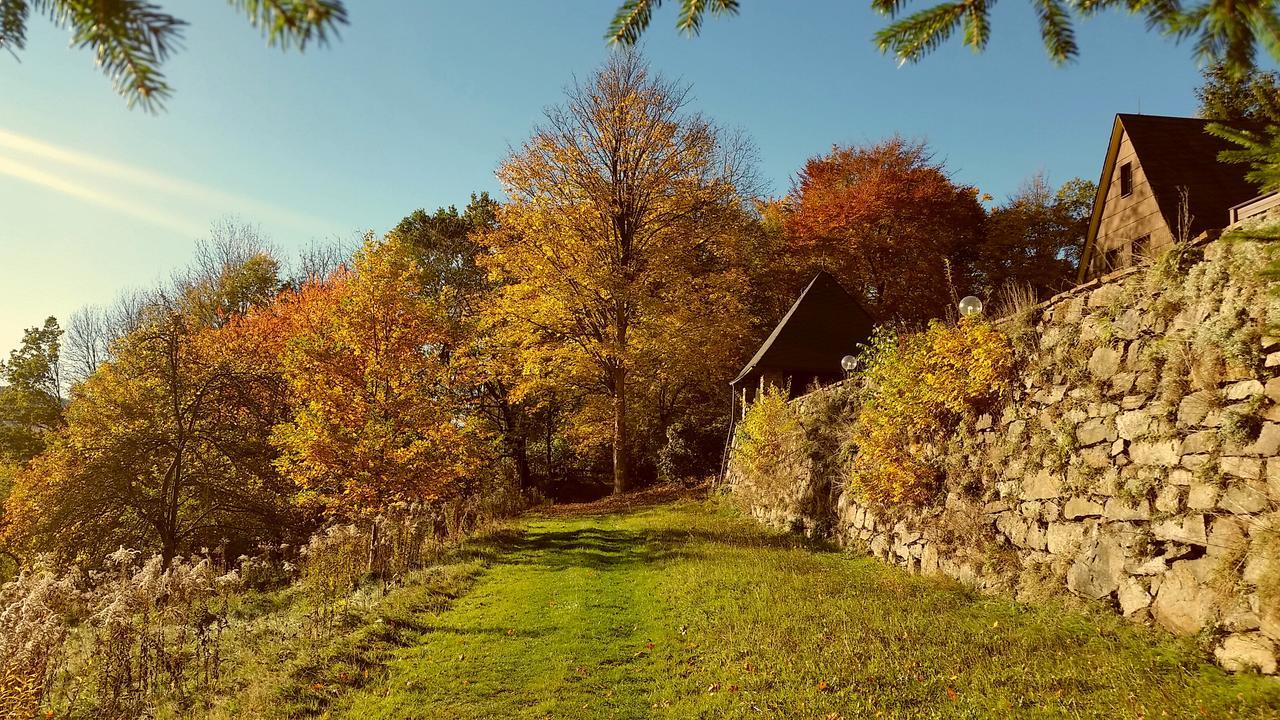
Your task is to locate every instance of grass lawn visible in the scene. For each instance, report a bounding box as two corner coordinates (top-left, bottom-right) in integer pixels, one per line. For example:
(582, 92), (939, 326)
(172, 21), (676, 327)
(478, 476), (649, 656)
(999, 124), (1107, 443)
(253, 496), (1280, 719)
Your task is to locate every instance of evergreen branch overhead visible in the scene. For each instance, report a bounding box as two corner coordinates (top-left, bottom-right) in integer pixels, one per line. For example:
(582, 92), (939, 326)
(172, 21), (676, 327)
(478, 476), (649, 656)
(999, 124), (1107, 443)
(874, 2), (969, 64)
(609, 0), (738, 44)
(2, 0), (347, 111)
(1208, 121), (1280, 191)
(963, 0), (993, 51)
(610, 0), (1278, 76)
(0, 0), (29, 56)
(676, 0), (708, 34)
(1034, 0), (1079, 62)
(607, 0), (659, 44)
(40, 0), (188, 112)
(871, 0), (914, 16)
(227, 0), (347, 51)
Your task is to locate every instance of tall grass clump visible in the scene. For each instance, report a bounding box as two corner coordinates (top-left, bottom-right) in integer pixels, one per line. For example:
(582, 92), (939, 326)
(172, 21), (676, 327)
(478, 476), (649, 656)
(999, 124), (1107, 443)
(77, 551), (242, 718)
(0, 559), (79, 718)
(0, 486), (527, 719)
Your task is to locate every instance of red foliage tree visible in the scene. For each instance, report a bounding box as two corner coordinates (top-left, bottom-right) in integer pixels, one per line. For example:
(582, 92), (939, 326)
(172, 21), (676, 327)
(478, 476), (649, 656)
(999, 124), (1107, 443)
(784, 138), (986, 324)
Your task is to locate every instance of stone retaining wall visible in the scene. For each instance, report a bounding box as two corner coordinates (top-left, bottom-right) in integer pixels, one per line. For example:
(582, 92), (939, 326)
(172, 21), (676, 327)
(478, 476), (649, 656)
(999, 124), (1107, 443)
(730, 229), (1280, 674)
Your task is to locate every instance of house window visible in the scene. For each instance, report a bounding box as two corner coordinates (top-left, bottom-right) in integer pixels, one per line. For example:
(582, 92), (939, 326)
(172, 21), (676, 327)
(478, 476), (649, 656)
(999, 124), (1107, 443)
(1119, 163), (1133, 197)
(1102, 247), (1122, 273)
(1133, 234), (1152, 261)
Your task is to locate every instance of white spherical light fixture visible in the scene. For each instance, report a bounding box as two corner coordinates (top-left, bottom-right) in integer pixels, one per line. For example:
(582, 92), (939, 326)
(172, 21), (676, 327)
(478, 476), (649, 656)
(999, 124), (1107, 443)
(958, 295), (983, 317)
(840, 354), (859, 373)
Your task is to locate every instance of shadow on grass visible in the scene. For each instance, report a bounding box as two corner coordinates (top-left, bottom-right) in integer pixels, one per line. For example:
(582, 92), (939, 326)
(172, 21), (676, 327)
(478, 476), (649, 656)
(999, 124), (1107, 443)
(462, 518), (839, 574)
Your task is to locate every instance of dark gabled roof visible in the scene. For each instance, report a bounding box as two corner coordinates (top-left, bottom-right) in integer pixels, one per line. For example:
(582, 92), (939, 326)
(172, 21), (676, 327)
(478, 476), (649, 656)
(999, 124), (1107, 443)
(1122, 114), (1262, 236)
(1079, 114), (1263, 282)
(730, 271), (875, 386)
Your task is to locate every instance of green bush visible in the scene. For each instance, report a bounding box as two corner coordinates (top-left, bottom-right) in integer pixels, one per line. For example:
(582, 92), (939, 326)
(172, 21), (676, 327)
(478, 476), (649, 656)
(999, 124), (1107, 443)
(731, 386), (808, 501)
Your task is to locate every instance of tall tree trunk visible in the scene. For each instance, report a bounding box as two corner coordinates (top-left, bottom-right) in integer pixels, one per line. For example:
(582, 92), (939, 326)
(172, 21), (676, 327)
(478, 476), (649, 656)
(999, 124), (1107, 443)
(495, 394), (533, 491)
(612, 365), (630, 494)
(513, 436), (531, 491)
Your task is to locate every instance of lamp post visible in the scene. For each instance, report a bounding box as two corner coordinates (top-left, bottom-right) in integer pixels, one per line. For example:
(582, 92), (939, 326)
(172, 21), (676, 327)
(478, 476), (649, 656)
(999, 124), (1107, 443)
(958, 295), (983, 318)
(840, 354), (859, 376)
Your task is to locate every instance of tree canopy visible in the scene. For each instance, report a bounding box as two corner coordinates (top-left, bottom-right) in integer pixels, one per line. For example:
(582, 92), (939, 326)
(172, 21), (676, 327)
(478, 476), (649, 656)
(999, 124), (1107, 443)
(482, 51), (753, 493)
(782, 138), (987, 324)
(0, 50), (1146, 572)
(974, 174), (1094, 299)
(1198, 62), (1280, 122)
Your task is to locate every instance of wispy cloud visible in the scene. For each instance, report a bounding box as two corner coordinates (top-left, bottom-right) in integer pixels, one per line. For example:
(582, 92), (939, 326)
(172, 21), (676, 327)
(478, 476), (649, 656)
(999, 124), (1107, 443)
(0, 128), (334, 237)
(0, 154), (206, 237)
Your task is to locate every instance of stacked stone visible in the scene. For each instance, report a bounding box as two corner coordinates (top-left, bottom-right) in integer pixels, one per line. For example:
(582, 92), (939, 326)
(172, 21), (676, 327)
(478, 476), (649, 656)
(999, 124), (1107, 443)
(731, 237), (1280, 674)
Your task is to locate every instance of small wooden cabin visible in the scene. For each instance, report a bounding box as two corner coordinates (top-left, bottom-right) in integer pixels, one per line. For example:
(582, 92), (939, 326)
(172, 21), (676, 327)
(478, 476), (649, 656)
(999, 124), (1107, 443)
(730, 271), (874, 410)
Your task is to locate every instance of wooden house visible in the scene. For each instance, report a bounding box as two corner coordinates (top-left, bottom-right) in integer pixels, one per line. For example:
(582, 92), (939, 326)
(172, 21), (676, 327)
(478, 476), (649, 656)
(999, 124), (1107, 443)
(1078, 114), (1262, 282)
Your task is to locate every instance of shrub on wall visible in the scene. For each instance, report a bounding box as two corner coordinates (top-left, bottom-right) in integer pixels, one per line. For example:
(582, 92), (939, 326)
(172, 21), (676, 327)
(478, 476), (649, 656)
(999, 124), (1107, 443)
(846, 319), (1014, 507)
(731, 385), (808, 503)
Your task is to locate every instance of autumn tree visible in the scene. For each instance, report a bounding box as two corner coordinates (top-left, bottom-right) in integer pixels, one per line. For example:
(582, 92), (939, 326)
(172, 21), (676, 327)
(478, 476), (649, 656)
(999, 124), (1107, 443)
(63, 306), (108, 387)
(270, 234), (488, 514)
(714, 199), (805, 335)
(62, 288), (153, 386)
(178, 220), (281, 328)
(482, 51), (753, 494)
(393, 193), (498, 314)
(0, 317), (65, 567)
(783, 138), (986, 324)
(973, 174), (1094, 299)
(390, 193), (564, 492)
(293, 239), (355, 286)
(3, 301), (297, 567)
(1200, 62), (1280, 194)
(2, 240), (298, 566)
(1198, 62), (1280, 122)
(0, 318), (63, 464)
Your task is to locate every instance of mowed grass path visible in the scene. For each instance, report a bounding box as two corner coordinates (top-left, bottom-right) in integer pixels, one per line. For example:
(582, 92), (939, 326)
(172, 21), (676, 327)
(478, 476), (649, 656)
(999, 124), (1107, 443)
(328, 499), (1280, 719)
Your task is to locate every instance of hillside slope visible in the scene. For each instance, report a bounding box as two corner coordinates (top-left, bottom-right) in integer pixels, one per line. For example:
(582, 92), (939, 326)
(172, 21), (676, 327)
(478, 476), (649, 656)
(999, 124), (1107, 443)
(307, 498), (1279, 719)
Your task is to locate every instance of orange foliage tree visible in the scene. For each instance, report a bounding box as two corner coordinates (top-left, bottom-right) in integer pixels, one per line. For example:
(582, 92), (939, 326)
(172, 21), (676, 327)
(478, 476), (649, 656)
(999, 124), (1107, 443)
(784, 138), (986, 324)
(268, 234), (489, 514)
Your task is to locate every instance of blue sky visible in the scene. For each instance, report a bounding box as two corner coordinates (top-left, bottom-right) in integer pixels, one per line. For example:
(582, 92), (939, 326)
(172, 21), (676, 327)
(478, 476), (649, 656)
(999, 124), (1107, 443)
(0, 1), (1214, 351)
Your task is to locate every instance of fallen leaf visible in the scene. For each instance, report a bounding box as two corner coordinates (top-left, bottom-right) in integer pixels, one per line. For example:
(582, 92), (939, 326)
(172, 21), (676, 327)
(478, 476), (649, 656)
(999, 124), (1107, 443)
(817, 680), (831, 692)
(946, 687), (958, 701)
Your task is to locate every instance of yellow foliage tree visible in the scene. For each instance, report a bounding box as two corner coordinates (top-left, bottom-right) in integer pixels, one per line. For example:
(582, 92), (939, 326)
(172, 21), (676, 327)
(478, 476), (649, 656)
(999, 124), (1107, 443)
(3, 305), (296, 567)
(481, 51), (753, 493)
